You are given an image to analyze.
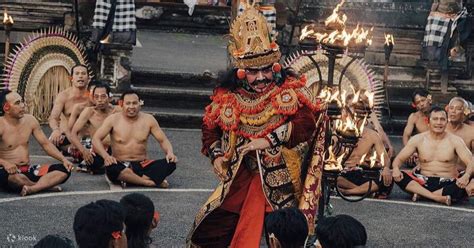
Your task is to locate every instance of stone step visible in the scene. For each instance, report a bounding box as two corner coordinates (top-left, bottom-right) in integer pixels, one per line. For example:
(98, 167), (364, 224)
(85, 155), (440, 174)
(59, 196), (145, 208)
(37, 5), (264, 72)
(142, 106), (203, 129)
(132, 85), (212, 110)
(131, 68), (217, 89)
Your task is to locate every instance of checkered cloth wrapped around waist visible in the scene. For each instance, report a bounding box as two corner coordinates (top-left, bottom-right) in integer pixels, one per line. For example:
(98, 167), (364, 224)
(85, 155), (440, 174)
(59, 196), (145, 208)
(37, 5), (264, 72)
(92, 0), (136, 32)
(423, 7), (468, 47)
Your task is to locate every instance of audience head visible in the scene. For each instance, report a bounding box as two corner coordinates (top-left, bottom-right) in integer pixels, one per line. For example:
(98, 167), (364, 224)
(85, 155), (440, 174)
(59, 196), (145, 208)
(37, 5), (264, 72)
(0, 90), (26, 119)
(34, 235), (74, 248)
(0, 89), (12, 116)
(265, 208), (309, 248)
(92, 82), (112, 109)
(73, 199), (127, 248)
(316, 214), (367, 248)
(411, 89), (431, 113)
(120, 193), (159, 248)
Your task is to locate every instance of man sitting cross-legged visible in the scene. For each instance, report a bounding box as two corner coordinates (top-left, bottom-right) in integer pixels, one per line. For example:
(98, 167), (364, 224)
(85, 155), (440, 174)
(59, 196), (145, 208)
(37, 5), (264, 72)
(337, 94), (392, 198)
(0, 90), (73, 196)
(393, 107), (473, 205)
(445, 97), (474, 196)
(68, 82), (121, 174)
(48, 64), (91, 153)
(92, 90), (177, 188)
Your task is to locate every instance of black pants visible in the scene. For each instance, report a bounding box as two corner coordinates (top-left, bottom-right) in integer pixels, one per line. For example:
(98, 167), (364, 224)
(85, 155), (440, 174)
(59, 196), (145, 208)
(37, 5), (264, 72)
(106, 159), (176, 186)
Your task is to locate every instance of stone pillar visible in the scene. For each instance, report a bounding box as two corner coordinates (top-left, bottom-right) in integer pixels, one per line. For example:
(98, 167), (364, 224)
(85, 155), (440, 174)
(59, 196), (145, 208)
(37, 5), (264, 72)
(97, 44), (133, 92)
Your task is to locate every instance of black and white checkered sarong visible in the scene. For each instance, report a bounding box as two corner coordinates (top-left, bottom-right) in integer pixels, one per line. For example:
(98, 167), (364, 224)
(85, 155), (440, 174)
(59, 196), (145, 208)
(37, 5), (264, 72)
(423, 8), (468, 47)
(92, 0), (136, 32)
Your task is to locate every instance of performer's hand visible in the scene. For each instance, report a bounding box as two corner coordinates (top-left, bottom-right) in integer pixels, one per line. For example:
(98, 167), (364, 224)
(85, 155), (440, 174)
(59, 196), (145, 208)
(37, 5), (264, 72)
(456, 174), (470, 189)
(381, 167), (392, 186)
(49, 130), (64, 147)
(62, 158), (74, 172)
(2, 161), (18, 174)
(392, 167), (403, 182)
(104, 155), (118, 167)
(237, 138), (271, 156)
(213, 156), (229, 181)
(81, 149), (94, 165)
(166, 152), (178, 163)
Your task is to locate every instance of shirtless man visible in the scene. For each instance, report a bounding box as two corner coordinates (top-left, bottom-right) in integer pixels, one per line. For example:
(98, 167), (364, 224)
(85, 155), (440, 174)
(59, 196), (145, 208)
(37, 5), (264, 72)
(402, 89), (432, 167)
(393, 107), (473, 205)
(0, 90), (73, 196)
(69, 83), (120, 174)
(446, 97), (474, 196)
(49, 64), (91, 151)
(338, 97), (392, 197)
(92, 90), (177, 188)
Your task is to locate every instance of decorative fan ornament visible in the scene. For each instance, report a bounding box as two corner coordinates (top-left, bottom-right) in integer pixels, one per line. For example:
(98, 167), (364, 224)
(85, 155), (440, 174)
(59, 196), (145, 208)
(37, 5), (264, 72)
(1, 27), (89, 121)
(284, 50), (385, 119)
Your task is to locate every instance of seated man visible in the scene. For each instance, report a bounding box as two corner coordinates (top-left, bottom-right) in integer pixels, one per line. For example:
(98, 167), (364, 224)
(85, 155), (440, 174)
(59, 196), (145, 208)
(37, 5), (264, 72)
(315, 214), (367, 248)
(69, 82), (120, 174)
(92, 90), (177, 188)
(338, 96), (392, 198)
(65, 81), (97, 161)
(393, 107), (473, 205)
(73, 199), (127, 248)
(402, 89), (432, 167)
(49, 64), (91, 153)
(446, 97), (474, 196)
(0, 90), (72, 196)
(265, 208), (308, 248)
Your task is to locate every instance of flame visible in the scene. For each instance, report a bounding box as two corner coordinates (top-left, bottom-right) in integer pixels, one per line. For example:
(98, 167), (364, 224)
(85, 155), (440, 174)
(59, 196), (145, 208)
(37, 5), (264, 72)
(359, 114), (367, 134)
(325, 145), (344, 171)
(352, 90), (360, 104)
(325, 0), (347, 28)
(359, 153), (367, 165)
(100, 34), (111, 44)
(380, 153), (385, 168)
(369, 150), (378, 168)
(364, 91), (374, 108)
(299, 0), (373, 47)
(384, 33), (395, 46)
(3, 10), (13, 24)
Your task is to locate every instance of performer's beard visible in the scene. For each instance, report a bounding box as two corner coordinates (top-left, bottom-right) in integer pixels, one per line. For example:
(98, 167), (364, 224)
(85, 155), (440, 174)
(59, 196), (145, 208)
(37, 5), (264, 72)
(245, 78), (273, 93)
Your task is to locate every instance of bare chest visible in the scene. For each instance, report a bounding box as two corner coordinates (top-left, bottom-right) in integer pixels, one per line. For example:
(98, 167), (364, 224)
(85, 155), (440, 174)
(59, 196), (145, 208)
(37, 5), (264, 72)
(0, 124), (31, 150)
(414, 115), (429, 133)
(112, 121), (150, 144)
(418, 139), (456, 163)
(63, 97), (88, 117)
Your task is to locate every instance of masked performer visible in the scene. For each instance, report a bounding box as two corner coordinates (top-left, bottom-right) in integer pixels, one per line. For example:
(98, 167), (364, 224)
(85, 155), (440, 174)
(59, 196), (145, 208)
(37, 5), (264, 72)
(187, 3), (326, 247)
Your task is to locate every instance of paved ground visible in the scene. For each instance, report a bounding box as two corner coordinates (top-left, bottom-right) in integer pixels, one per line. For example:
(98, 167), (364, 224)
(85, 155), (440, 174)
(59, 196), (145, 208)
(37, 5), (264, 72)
(0, 128), (473, 247)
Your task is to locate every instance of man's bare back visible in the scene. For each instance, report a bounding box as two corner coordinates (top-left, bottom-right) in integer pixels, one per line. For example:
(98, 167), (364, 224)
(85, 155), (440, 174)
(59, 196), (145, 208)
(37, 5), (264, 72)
(345, 128), (388, 168)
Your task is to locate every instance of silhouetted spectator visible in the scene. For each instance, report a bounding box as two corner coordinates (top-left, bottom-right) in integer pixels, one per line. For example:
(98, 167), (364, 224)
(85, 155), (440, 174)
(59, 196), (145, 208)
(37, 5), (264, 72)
(34, 234), (74, 248)
(265, 207), (309, 248)
(316, 214), (367, 248)
(73, 199), (127, 248)
(120, 193), (159, 248)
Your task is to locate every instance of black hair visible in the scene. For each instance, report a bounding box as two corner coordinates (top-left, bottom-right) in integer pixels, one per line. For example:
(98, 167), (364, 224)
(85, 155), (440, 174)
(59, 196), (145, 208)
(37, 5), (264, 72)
(429, 106), (447, 117)
(120, 89), (141, 101)
(87, 80), (98, 90)
(264, 208), (308, 248)
(217, 67), (299, 91)
(120, 193), (155, 248)
(73, 200), (126, 248)
(34, 235), (75, 248)
(0, 89), (12, 116)
(70, 64), (89, 76)
(316, 214), (367, 248)
(411, 88), (429, 103)
(92, 82), (112, 96)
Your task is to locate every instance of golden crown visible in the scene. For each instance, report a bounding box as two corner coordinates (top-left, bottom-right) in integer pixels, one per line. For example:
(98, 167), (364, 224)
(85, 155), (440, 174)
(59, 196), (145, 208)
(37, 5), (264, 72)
(228, 1), (281, 69)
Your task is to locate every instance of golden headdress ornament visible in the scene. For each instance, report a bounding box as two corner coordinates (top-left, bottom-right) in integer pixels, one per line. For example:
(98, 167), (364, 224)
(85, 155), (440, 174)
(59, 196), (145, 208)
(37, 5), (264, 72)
(228, 0), (281, 69)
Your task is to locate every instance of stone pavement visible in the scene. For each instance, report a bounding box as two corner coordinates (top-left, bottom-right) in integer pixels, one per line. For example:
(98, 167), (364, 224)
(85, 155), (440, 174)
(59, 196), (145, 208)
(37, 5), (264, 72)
(0, 127), (473, 247)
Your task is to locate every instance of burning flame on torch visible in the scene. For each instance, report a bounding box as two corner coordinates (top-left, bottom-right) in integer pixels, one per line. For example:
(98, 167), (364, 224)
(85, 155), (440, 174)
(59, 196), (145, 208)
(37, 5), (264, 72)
(3, 10), (14, 24)
(325, 145), (345, 171)
(384, 34), (395, 46)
